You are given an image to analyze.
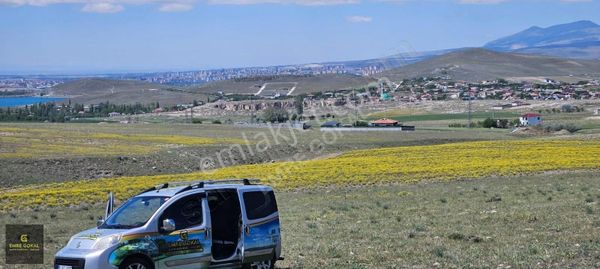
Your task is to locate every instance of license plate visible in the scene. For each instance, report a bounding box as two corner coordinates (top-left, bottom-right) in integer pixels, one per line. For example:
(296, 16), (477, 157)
(58, 266), (72, 269)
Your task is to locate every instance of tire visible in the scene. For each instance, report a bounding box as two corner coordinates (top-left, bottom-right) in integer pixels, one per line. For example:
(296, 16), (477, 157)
(242, 257), (276, 269)
(119, 257), (153, 269)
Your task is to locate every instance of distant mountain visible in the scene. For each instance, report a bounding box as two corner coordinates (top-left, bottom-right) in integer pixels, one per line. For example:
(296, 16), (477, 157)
(378, 48), (600, 82)
(485, 20), (600, 60)
(51, 78), (207, 105)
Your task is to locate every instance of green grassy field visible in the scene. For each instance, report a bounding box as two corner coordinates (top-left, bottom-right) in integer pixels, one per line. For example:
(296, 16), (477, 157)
(381, 110), (600, 134)
(0, 121), (514, 152)
(1, 108), (600, 268)
(0, 122), (516, 187)
(0, 171), (598, 268)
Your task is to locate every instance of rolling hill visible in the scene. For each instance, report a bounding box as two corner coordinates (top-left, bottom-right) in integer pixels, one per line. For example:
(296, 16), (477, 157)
(50, 78), (208, 105)
(378, 48), (600, 82)
(318, 49), (456, 71)
(485, 20), (600, 60)
(192, 74), (375, 95)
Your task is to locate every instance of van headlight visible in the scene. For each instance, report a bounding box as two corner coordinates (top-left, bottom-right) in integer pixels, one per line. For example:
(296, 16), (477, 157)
(93, 235), (122, 250)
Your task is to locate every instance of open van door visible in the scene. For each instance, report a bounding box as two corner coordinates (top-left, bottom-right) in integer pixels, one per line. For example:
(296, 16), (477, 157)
(105, 192), (114, 220)
(153, 193), (212, 269)
(238, 188), (281, 265)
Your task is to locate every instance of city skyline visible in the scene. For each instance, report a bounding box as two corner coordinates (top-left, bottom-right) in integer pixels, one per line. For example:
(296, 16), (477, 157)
(0, 0), (598, 74)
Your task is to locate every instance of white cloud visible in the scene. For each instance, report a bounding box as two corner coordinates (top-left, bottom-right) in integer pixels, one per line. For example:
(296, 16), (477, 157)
(347, 15), (372, 23)
(206, 0), (358, 5)
(81, 2), (124, 13)
(159, 1), (193, 11)
(0, 0), (80, 6)
(0, 0), (199, 12)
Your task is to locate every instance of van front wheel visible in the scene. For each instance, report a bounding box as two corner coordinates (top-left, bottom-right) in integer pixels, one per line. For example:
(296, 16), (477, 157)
(243, 258), (275, 269)
(120, 257), (153, 269)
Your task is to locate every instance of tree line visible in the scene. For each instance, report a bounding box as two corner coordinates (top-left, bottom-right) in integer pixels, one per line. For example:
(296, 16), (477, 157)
(0, 101), (162, 122)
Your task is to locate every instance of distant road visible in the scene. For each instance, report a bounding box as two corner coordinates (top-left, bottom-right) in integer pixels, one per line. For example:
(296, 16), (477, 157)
(255, 82), (298, 96)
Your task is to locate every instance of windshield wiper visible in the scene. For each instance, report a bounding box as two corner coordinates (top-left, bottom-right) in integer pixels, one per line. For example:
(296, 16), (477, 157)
(103, 224), (138, 229)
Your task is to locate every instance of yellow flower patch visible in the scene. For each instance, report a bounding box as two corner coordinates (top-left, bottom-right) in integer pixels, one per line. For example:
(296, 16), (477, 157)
(1, 139), (599, 210)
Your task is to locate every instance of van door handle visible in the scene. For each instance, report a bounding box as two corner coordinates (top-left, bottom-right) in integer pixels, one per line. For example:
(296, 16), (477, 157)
(245, 225), (251, 235)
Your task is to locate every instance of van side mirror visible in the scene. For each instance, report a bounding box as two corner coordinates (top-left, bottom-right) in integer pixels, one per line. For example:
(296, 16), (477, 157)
(97, 218), (105, 227)
(162, 219), (176, 232)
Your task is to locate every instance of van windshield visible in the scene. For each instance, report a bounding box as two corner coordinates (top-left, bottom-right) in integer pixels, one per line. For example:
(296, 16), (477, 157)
(101, 196), (169, 229)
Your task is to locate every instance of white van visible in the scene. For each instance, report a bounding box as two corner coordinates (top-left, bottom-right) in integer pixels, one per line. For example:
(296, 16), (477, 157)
(54, 179), (282, 269)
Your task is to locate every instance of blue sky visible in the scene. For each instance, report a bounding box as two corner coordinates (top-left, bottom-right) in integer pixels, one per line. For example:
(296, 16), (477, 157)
(0, 0), (598, 74)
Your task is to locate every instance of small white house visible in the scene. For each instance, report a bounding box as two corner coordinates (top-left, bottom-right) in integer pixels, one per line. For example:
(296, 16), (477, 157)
(520, 113), (543, 126)
(595, 108), (600, 115)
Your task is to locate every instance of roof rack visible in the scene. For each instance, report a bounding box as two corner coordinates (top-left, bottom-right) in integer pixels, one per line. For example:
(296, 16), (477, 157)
(171, 178), (259, 187)
(172, 178), (260, 195)
(137, 178), (260, 195)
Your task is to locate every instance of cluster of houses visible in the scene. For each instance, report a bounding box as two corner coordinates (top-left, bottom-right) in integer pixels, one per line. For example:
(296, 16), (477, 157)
(194, 77), (600, 117)
(321, 118), (415, 131)
(299, 78), (600, 106)
(320, 114), (544, 129)
(391, 78), (600, 101)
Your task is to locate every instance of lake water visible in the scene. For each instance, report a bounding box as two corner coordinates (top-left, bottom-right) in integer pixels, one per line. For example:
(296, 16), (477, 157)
(0, 97), (66, 108)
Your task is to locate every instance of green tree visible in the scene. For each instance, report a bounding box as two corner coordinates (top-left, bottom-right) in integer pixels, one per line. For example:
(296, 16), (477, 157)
(561, 104), (574, 113)
(262, 107), (289, 123)
(482, 118), (496, 128)
(353, 121), (369, 127)
(294, 95), (304, 116)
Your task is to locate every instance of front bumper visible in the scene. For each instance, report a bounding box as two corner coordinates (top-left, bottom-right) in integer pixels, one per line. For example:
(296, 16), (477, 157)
(54, 257), (85, 269)
(55, 247), (118, 269)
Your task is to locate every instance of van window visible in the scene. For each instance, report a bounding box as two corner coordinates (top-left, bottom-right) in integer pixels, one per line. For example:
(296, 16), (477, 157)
(243, 191), (278, 220)
(159, 194), (203, 231)
(102, 196), (168, 229)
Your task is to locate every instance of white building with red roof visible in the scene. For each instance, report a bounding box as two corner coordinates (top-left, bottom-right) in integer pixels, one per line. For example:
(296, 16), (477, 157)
(520, 113), (543, 126)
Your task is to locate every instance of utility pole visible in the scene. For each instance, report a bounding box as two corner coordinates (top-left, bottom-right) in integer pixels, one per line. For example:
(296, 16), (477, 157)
(250, 94), (254, 124)
(353, 88), (358, 123)
(190, 105), (194, 123)
(468, 94), (472, 128)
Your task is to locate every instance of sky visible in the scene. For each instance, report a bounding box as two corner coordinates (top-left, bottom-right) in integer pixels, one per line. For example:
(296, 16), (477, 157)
(0, 0), (598, 74)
